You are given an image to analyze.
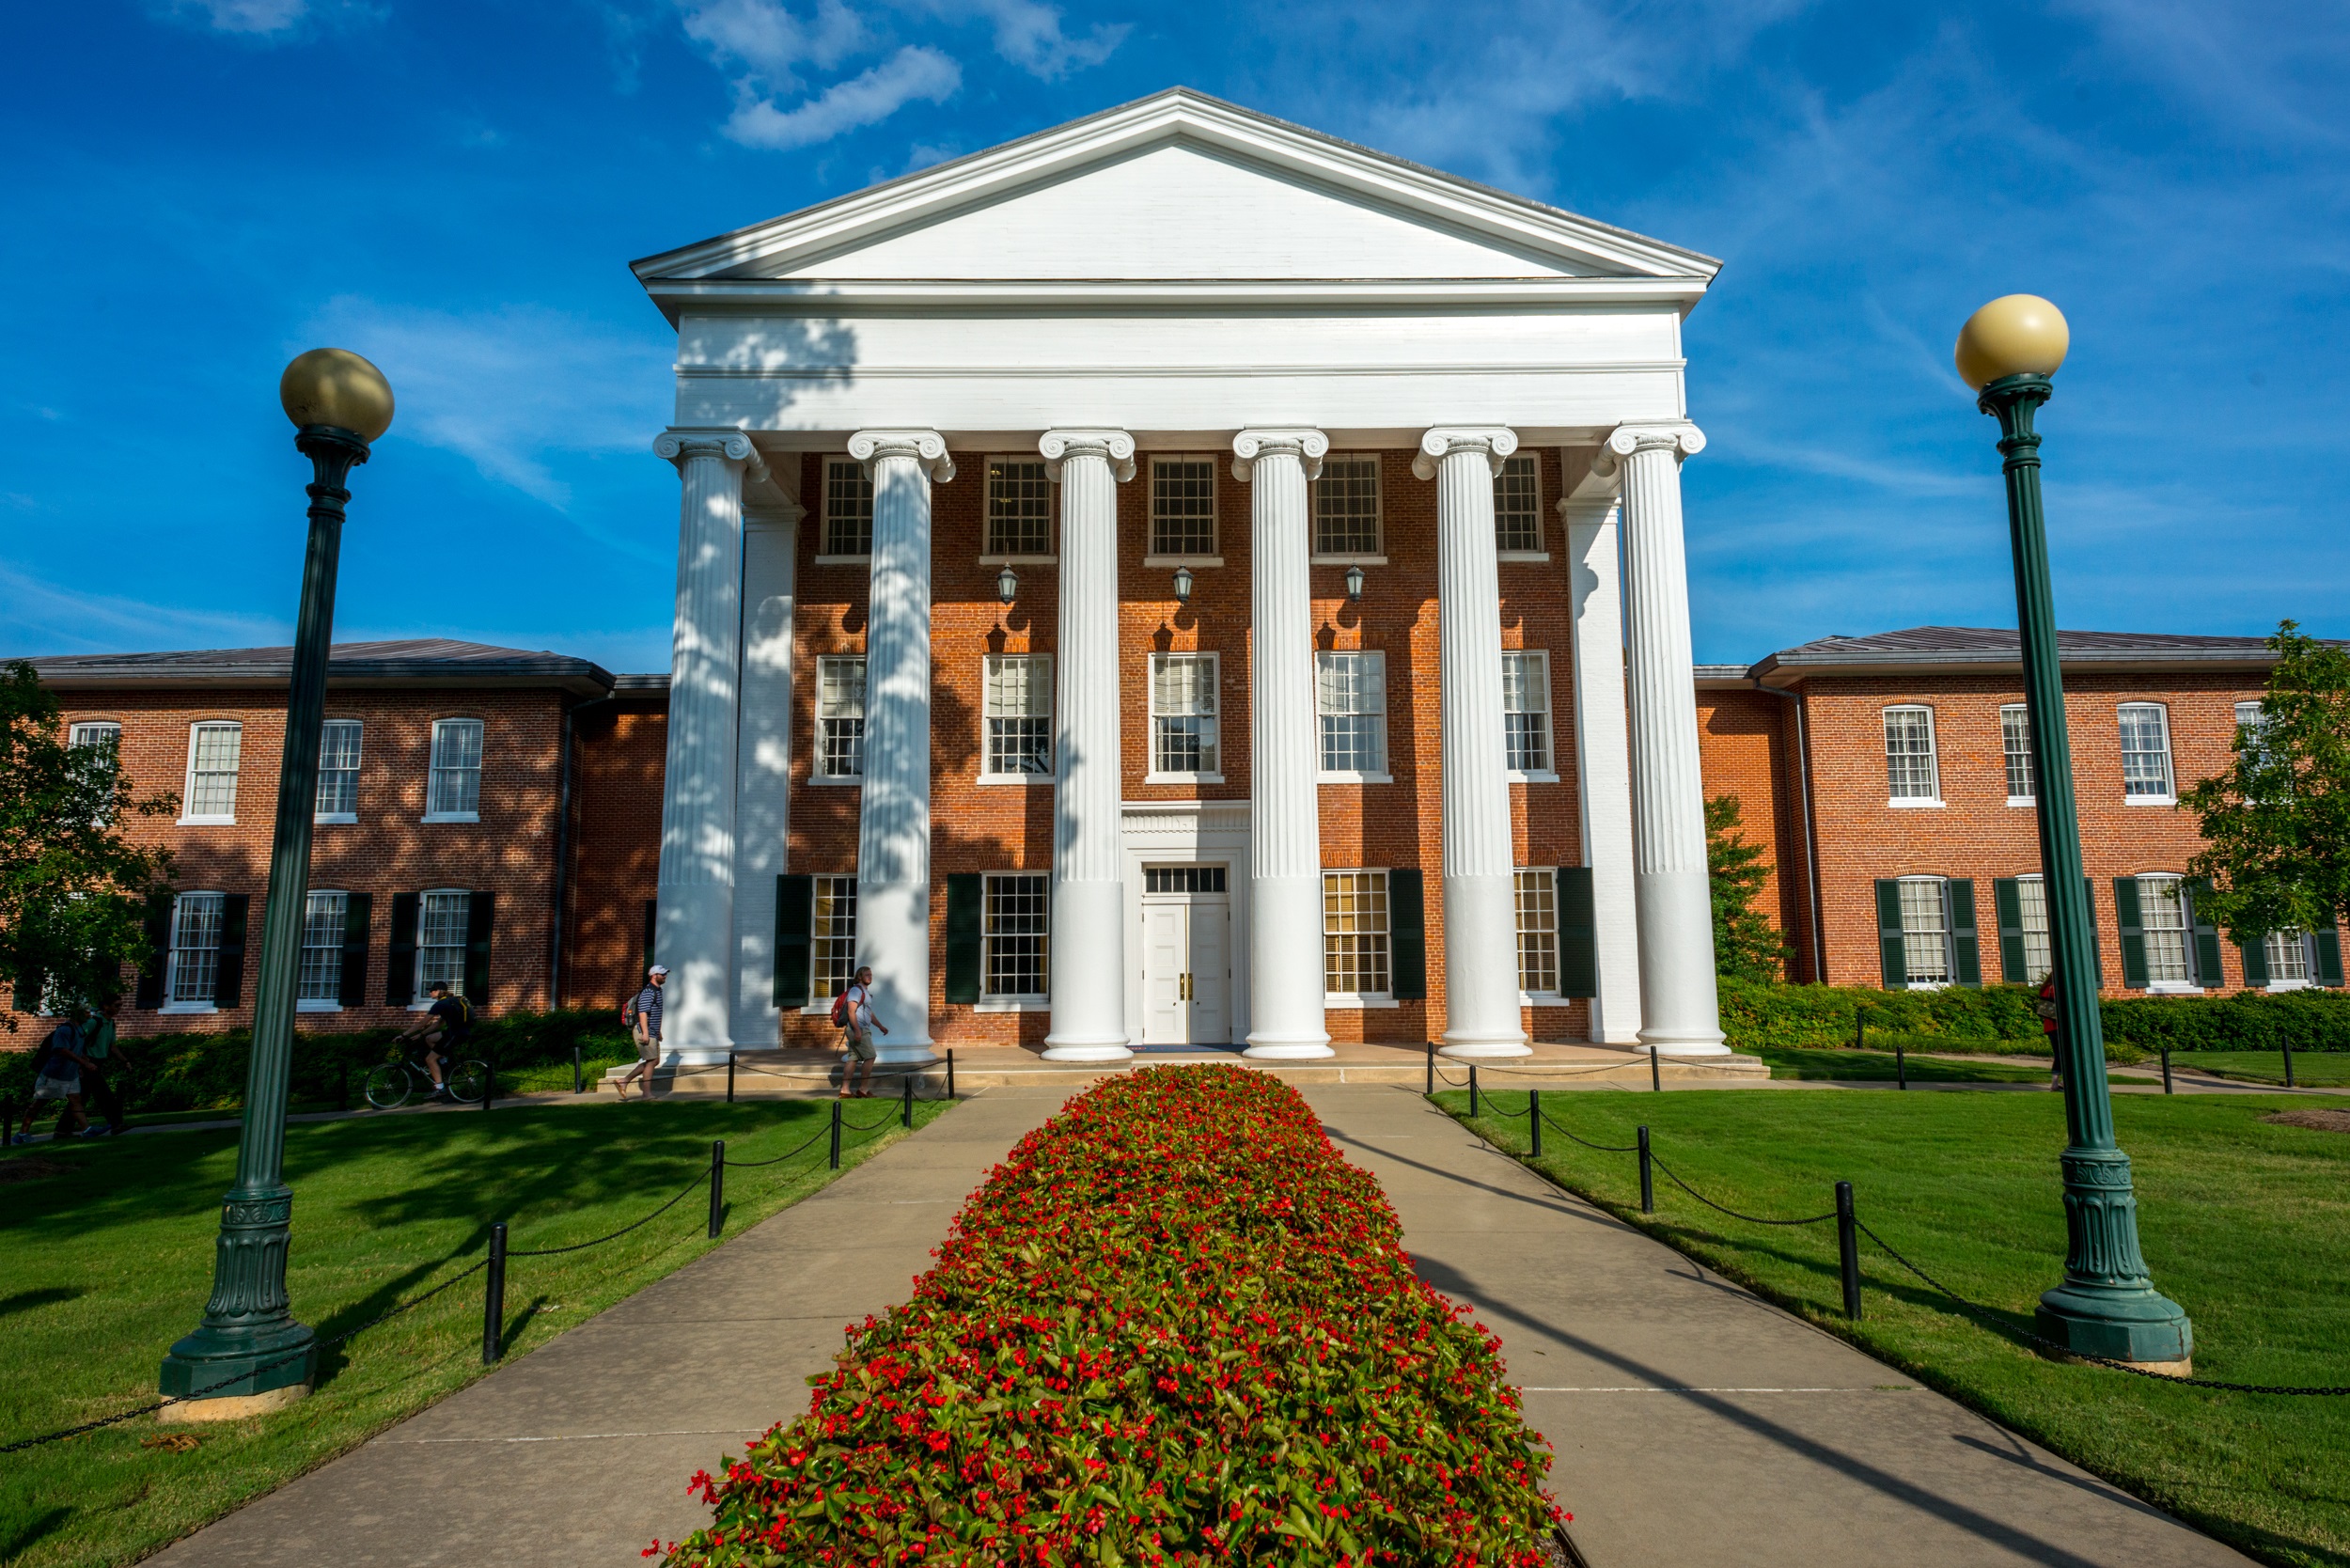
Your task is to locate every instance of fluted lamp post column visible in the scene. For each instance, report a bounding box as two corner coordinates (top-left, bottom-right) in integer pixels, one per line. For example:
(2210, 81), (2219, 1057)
(1958, 294), (2191, 1372)
(159, 350), (394, 1418)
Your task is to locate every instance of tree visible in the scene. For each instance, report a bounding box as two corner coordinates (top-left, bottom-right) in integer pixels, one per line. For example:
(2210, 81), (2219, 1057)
(1707, 792), (1791, 983)
(2184, 620), (2350, 946)
(0, 661), (177, 1023)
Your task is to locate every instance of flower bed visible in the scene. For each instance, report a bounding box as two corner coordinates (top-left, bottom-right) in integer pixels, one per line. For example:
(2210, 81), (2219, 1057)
(664, 1065), (1562, 1566)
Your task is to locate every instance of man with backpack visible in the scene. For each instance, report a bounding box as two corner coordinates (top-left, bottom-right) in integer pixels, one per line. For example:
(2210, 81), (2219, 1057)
(11, 1015), (91, 1144)
(832, 964), (886, 1099)
(618, 964), (666, 1101)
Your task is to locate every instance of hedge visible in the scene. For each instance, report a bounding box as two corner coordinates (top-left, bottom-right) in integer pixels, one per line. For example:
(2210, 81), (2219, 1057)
(666, 1066), (1563, 1567)
(1718, 977), (2350, 1056)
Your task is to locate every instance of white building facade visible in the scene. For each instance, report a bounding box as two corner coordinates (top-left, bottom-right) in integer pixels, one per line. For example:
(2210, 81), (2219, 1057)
(633, 90), (1726, 1066)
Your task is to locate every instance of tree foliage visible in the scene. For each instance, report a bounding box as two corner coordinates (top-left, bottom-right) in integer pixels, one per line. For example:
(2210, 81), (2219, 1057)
(0, 661), (177, 1022)
(1707, 792), (1791, 983)
(2183, 621), (2350, 945)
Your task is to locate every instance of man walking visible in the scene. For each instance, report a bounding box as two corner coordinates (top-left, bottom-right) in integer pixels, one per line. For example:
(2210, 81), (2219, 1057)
(619, 965), (667, 1100)
(76, 997), (128, 1137)
(12, 1017), (89, 1144)
(838, 964), (886, 1099)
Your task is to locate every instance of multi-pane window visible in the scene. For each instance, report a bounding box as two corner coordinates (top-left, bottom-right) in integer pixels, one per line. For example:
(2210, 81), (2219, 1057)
(818, 656), (867, 778)
(2136, 874), (2192, 984)
(2234, 700), (2269, 766)
(167, 892), (225, 1005)
(2001, 705), (2035, 803)
(69, 720), (121, 753)
(186, 721), (243, 820)
(985, 458), (1052, 556)
(983, 872), (1050, 996)
(2266, 931), (2311, 986)
(415, 890), (472, 997)
(1323, 870), (1391, 996)
(1495, 455), (1542, 552)
(1316, 651), (1386, 774)
(427, 718), (484, 817)
(1150, 458), (1216, 557)
(1514, 869), (1559, 995)
(2015, 874), (2051, 982)
(1883, 707), (1939, 800)
(1143, 866), (1228, 893)
(823, 457), (874, 556)
(1502, 651), (1552, 772)
(1151, 654), (1219, 775)
(299, 890), (346, 1002)
(984, 655), (1053, 776)
(1898, 877), (1952, 986)
(2120, 704), (2174, 799)
(811, 876), (858, 998)
(316, 718), (362, 819)
(1312, 456), (1382, 555)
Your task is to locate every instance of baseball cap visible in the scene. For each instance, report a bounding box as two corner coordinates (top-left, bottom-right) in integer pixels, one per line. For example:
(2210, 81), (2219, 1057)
(649, 964), (669, 977)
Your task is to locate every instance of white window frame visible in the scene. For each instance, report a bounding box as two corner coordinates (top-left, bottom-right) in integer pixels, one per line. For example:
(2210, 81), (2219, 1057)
(819, 456), (874, 560)
(1494, 453), (1546, 559)
(423, 717), (484, 823)
(1883, 706), (1942, 807)
(1309, 453), (1385, 563)
(981, 455), (1056, 561)
(1503, 651), (1557, 781)
(180, 720), (243, 824)
(1897, 875), (1953, 989)
(798, 875), (860, 1014)
(70, 720), (121, 751)
(1514, 867), (1560, 1002)
(812, 655), (867, 784)
(2000, 704), (2035, 807)
(164, 890), (225, 1012)
(2264, 930), (2312, 993)
(1147, 652), (1222, 783)
(978, 871), (1051, 1006)
(316, 717), (363, 823)
(2134, 872), (2199, 992)
(297, 889), (347, 1011)
(1315, 651), (1390, 781)
(2014, 873), (2052, 985)
(1323, 868), (1397, 1007)
(412, 888), (472, 1007)
(1144, 455), (1220, 565)
(2119, 703), (2175, 805)
(979, 653), (1054, 783)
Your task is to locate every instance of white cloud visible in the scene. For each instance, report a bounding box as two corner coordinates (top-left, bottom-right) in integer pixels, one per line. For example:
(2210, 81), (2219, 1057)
(680, 0), (870, 90)
(723, 44), (961, 149)
(907, 0), (1126, 78)
(171, 0), (306, 33)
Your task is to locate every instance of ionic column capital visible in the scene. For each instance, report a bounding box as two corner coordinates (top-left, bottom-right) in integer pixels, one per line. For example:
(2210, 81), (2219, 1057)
(1230, 427), (1328, 482)
(1039, 428), (1136, 483)
(849, 429), (954, 483)
(1412, 425), (1518, 481)
(1595, 421), (1706, 475)
(654, 428), (762, 479)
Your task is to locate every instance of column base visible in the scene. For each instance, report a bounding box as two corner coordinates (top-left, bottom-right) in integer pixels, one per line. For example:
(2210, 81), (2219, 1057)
(1637, 1035), (1731, 1058)
(1243, 1038), (1335, 1060)
(872, 1043), (940, 1068)
(1041, 1041), (1135, 1063)
(1439, 1040), (1534, 1059)
(666, 1046), (738, 1070)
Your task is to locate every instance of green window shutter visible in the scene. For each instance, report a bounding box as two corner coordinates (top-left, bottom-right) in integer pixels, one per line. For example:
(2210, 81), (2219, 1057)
(2314, 914), (2343, 988)
(1389, 869), (1427, 1001)
(337, 892), (373, 1007)
(2186, 880), (2224, 990)
(1993, 879), (2027, 984)
(463, 892), (496, 1006)
(386, 892), (418, 1006)
(1557, 867), (1596, 999)
(134, 893), (174, 1009)
(774, 874), (814, 1009)
(1874, 879), (1907, 989)
(641, 899), (658, 974)
(213, 894), (250, 1010)
(2239, 933), (2270, 989)
(2114, 878), (2148, 990)
(944, 873), (983, 1004)
(1948, 878), (1982, 987)
(2084, 879), (2104, 988)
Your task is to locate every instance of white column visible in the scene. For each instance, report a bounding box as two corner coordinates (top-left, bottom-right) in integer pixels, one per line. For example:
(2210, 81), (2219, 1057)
(1233, 428), (1333, 1059)
(1562, 482), (1644, 1045)
(850, 429), (952, 1062)
(651, 430), (760, 1065)
(1417, 427), (1531, 1058)
(1041, 429), (1136, 1062)
(1606, 423), (1728, 1054)
(730, 499), (800, 1046)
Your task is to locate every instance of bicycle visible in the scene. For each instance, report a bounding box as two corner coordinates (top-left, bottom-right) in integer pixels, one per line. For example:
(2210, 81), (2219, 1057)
(364, 1044), (489, 1110)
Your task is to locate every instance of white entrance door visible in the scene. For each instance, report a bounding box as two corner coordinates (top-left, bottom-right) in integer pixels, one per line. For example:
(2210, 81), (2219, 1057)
(1141, 870), (1230, 1046)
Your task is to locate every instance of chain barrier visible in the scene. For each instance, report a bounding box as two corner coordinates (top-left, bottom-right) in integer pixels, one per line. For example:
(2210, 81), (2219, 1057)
(505, 1168), (711, 1258)
(1536, 1109), (1641, 1154)
(1646, 1152), (1837, 1228)
(720, 1126), (830, 1169)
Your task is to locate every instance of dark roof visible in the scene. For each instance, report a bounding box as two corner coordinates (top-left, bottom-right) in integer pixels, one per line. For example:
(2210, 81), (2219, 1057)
(1750, 626), (2297, 685)
(612, 673), (670, 694)
(27, 639), (615, 697)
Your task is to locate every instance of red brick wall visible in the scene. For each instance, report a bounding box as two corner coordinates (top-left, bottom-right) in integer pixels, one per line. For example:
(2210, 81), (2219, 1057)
(1694, 686), (1816, 981)
(560, 698), (666, 1012)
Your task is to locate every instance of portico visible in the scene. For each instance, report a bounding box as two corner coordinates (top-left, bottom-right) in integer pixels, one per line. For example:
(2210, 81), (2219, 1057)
(633, 88), (1730, 1068)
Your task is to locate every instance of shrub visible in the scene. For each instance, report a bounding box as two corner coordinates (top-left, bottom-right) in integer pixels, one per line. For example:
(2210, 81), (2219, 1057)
(1718, 977), (2350, 1057)
(665, 1066), (1563, 1567)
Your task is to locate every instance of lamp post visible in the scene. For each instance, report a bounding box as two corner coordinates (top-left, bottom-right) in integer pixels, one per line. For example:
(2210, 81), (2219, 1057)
(159, 349), (394, 1416)
(1958, 296), (2191, 1372)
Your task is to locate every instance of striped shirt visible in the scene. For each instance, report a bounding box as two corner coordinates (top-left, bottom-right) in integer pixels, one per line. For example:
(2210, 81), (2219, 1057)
(632, 984), (664, 1041)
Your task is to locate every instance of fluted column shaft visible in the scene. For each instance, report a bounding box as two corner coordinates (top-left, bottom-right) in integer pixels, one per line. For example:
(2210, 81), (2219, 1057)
(653, 430), (758, 1062)
(1234, 428), (1332, 1058)
(852, 430), (951, 1059)
(1042, 430), (1136, 1061)
(1612, 424), (1728, 1054)
(731, 501), (801, 1045)
(1418, 427), (1531, 1057)
(1562, 487), (1643, 1044)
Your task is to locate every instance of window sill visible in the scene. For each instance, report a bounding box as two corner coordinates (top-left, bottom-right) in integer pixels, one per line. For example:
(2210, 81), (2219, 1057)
(407, 1000), (437, 1012)
(973, 996), (1049, 1012)
(798, 1003), (837, 1017)
(1142, 555), (1222, 569)
(2006, 797), (2035, 808)
(806, 774), (863, 787)
(2146, 982), (2204, 996)
(178, 815), (235, 827)
(979, 554), (1056, 566)
(160, 1002), (218, 1014)
(315, 812), (357, 825)
(2267, 980), (2311, 994)
(1324, 994), (1400, 1010)
(1497, 551), (1551, 564)
(421, 812), (479, 824)
(813, 554), (871, 566)
(1887, 798), (1946, 809)
(1521, 992), (1569, 1006)
(1310, 554), (1386, 567)
(1509, 769), (1560, 785)
(2124, 795), (2178, 808)
(296, 998), (342, 1013)
(977, 774), (1053, 787)
(1319, 771), (1393, 785)
(1903, 981), (1950, 992)
(1145, 772), (1225, 786)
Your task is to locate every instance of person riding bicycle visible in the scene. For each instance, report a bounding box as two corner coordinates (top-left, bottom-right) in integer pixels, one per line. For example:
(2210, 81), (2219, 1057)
(395, 981), (474, 1102)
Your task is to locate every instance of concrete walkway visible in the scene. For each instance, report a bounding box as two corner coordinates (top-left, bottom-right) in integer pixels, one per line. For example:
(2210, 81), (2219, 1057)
(1303, 1084), (2249, 1568)
(146, 1086), (1075, 1568)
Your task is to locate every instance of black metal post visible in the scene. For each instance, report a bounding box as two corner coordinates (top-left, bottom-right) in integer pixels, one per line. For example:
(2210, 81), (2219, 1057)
(2282, 1040), (2295, 1090)
(481, 1221), (508, 1365)
(829, 1100), (842, 1169)
(1836, 1182), (1861, 1321)
(727, 1049), (737, 1105)
(1528, 1089), (1543, 1158)
(1895, 1040), (1906, 1090)
(946, 1048), (956, 1101)
(707, 1140), (725, 1239)
(1637, 1125), (1653, 1214)
(1468, 1066), (1480, 1119)
(482, 1056), (495, 1112)
(901, 1074), (914, 1128)
(572, 1046), (583, 1095)
(1855, 1009), (1865, 1052)
(1650, 1046), (1662, 1093)
(2161, 1047), (2173, 1095)
(1425, 1043), (1434, 1097)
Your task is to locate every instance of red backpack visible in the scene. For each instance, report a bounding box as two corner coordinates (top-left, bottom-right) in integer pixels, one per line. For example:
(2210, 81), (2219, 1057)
(829, 987), (853, 1027)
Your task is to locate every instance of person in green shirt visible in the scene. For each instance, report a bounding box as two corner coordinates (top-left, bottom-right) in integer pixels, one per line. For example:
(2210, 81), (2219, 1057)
(76, 998), (127, 1137)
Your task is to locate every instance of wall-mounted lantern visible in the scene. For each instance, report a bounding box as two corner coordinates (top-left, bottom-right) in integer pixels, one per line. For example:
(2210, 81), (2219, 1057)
(1344, 563), (1365, 603)
(996, 564), (1019, 604)
(1172, 565), (1194, 604)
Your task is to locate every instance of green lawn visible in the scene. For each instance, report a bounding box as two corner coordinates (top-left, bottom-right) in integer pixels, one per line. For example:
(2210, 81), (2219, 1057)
(1441, 1088), (2350, 1568)
(2166, 1050), (2350, 1088)
(1755, 1045), (2055, 1083)
(0, 1094), (948, 1568)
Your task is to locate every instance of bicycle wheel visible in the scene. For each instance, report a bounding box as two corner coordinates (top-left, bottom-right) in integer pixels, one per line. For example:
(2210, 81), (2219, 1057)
(446, 1061), (489, 1105)
(363, 1063), (414, 1111)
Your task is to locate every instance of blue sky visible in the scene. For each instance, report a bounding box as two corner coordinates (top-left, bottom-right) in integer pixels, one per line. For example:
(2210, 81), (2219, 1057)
(2, 0), (2343, 673)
